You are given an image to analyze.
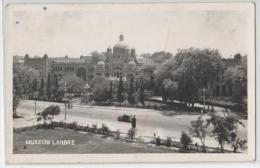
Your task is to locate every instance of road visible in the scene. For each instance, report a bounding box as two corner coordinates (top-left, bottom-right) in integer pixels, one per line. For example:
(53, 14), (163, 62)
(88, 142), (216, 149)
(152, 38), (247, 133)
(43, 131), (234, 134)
(15, 99), (247, 149)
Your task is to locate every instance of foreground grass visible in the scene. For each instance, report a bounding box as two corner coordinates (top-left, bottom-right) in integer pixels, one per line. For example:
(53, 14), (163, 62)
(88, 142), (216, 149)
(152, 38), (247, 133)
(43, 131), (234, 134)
(14, 128), (177, 154)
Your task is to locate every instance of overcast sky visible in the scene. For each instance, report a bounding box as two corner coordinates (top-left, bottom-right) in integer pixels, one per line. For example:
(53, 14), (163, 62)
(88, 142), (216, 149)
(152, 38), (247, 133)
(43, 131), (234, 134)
(7, 4), (253, 58)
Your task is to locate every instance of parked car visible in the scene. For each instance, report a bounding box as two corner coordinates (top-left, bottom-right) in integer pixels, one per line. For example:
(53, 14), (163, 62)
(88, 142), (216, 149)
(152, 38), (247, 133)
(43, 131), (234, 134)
(117, 115), (132, 122)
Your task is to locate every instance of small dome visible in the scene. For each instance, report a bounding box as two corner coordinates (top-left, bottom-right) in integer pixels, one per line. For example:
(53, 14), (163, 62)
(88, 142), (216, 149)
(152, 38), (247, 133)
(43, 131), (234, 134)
(128, 61), (136, 66)
(97, 61), (105, 66)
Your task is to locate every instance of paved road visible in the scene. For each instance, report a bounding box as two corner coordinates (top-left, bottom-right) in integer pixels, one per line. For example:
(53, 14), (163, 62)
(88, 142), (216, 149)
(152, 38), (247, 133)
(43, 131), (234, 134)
(15, 99), (247, 149)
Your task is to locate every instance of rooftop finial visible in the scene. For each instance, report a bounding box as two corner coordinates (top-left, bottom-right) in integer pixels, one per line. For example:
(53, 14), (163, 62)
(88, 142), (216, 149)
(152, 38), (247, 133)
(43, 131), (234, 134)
(119, 33), (124, 41)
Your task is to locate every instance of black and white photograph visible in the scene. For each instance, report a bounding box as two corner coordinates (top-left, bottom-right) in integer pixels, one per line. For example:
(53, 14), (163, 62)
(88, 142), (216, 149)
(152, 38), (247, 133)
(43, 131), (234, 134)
(4, 2), (256, 163)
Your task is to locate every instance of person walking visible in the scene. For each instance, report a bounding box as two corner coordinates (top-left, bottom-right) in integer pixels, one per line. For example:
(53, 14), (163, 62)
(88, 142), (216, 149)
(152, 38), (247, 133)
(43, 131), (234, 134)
(132, 115), (136, 128)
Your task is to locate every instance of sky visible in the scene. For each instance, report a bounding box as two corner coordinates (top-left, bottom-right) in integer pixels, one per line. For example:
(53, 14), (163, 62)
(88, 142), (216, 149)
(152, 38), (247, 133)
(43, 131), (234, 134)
(6, 4), (253, 58)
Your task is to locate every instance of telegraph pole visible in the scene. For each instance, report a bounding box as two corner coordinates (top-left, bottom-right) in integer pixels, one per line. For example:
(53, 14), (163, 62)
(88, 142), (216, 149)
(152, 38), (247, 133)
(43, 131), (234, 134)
(64, 80), (67, 120)
(203, 88), (206, 112)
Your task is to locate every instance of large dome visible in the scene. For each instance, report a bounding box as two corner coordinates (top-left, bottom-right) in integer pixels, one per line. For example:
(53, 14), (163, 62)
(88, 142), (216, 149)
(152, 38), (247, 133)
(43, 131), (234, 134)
(113, 33), (129, 50)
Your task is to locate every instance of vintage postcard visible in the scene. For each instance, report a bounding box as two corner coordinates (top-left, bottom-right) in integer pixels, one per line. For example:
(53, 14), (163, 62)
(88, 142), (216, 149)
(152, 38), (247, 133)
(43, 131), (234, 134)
(4, 2), (255, 163)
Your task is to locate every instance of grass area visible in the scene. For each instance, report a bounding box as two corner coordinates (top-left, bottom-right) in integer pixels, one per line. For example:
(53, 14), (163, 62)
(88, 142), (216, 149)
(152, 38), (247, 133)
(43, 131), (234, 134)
(14, 128), (177, 154)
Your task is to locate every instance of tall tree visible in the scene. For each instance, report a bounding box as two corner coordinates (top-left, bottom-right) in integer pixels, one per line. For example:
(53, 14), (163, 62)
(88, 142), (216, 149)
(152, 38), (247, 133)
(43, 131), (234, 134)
(46, 74), (51, 99)
(53, 75), (59, 99)
(13, 63), (39, 96)
(109, 81), (113, 102)
(224, 62), (247, 108)
(117, 75), (124, 104)
(92, 81), (110, 103)
(32, 78), (38, 93)
(13, 94), (20, 117)
(139, 79), (144, 104)
(128, 76), (135, 104)
(209, 113), (244, 152)
(190, 116), (210, 151)
(180, 132), (192, 150)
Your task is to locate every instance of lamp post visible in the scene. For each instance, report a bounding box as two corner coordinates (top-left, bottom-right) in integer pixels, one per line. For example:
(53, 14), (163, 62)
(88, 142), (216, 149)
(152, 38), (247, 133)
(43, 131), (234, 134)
(33, 92), (38, 114)
(83, 83), (90, 103)
(64, 80), (67, 120)
(203, 87), (206, 112)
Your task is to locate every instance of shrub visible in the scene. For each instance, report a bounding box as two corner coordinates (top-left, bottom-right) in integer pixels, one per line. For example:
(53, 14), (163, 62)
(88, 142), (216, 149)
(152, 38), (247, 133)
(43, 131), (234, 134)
(156, 136), (161, 146)
(92, 124), (97, 130)
(101, 124), (111, 135)
(165, 137), (172, 147)
(180, 132), (192, 149)
(37, 105), (61, 124)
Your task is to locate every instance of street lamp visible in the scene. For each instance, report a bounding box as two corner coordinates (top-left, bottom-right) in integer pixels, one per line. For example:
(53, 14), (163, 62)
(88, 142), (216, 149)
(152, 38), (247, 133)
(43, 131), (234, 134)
(203, 87), (206, 112)
(64, 80), (67, 120)
(33, 92), (37, 114)
(83, 83), (90, 103)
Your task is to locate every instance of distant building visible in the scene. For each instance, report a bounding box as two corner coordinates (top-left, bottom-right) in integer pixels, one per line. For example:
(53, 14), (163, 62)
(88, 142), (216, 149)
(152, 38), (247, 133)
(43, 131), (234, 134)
(22, 33), (149, 82)
(13, 55), (24, 64)
(18, 34), (245, 98)
(212, 53), (246, 97)
(93, 33), (139, 81)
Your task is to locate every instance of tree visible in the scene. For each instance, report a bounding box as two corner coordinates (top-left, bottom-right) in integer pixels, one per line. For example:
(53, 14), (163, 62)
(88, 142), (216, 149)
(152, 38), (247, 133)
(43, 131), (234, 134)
(13, 63), (39, 96)
(92, 81), (110, 103)
(37, 105), (61, 124)
(117, 75), (124, 104)
(88, 51), (104, 79)
(224, 62), (247, 108)
(46, 73), (51, 99)
(230, 137), (247, 153)
(128, 76), (135, 104)
(109, 81), (113, 102)
(13, 95), (20, 117)
(32, 78), (38, 93)
(190, 116), (210, 151)
(39, 78), (45, 99)
(13, 76), (21, 97)
(209, 113), (244, 152)
(64, 74), (85, 96)
(139, 79), (144, 104)
(180, 132), (192, 149)
(155, 48), (223, 106)
(163, 78), (178, 102)
(152, 51), (173, 64)
(53, 75), (59, 99)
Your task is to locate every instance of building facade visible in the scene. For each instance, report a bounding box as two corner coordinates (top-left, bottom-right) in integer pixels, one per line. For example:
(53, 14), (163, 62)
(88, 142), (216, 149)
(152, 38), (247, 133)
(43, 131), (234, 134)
(93, 33), (139, 81)
(17, 33), (245, 99)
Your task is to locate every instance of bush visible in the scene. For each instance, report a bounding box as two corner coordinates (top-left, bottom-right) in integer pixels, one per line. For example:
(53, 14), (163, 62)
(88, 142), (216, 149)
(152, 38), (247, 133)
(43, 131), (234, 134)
(165, 137), (172, 147)
(156, 136), (161, 146)
(92, 124), (97, 130)
(180, 132), (192, 149)
(101, 124), (111, 135)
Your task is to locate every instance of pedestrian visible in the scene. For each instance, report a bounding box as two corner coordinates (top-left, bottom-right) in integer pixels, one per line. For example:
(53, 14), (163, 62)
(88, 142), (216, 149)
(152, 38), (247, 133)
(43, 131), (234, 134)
(132, 115), (136, 128)
(195, 142), (198, 151)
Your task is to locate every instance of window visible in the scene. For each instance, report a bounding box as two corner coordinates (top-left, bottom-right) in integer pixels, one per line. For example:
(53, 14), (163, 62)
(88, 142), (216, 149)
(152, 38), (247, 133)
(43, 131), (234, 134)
(34, 65), (39, 70)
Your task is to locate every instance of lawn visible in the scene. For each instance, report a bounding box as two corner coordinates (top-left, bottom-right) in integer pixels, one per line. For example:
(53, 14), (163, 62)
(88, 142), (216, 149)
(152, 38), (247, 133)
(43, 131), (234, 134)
(13, 128), (177, 154)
